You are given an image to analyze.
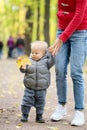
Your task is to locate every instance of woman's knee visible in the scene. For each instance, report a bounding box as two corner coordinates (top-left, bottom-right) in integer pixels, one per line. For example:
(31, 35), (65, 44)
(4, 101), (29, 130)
(55, 65), (67, 79)
(71, 68), (83, 80)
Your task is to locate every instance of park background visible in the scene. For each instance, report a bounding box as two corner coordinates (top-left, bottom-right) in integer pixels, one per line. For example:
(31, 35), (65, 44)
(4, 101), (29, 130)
(0, 0), (57, 56)
(0, 0), (87, 130)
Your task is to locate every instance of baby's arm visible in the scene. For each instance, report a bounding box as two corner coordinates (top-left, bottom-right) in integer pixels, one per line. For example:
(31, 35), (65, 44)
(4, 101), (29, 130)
(47, 51), (55, 69)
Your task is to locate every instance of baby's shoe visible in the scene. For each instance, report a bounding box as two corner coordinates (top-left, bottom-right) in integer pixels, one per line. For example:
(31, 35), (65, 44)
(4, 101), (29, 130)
(36, 114), (45, 123)
(21, 114), (28, 122)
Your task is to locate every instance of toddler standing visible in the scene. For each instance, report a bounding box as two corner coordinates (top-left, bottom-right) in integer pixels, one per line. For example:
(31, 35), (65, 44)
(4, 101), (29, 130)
(19, 41), (54, 123)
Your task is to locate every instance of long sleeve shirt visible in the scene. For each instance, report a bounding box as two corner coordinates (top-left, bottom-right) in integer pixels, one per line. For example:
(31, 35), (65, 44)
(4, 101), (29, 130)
(57, 0), (87, 42)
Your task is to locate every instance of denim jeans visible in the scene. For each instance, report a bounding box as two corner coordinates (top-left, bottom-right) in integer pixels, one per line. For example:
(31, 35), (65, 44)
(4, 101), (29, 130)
(0, 48), (3, 58)
(55, 29), (87, 110)
(17, 48), (24, 56)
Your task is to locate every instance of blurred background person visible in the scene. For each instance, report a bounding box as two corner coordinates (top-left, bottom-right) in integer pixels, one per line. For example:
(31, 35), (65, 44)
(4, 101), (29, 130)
(15, 34), (25, 57)
(0, 40), (4, 59)
(7, 35), (15, 58)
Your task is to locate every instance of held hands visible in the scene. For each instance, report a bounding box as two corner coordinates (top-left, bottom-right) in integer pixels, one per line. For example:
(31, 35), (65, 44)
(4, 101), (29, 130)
(48, 38), (63, 55)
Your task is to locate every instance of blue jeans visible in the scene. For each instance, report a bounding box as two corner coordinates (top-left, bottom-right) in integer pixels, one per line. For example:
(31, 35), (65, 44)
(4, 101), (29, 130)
(17, 48), (24, 56)
(0, 48), (3, 58)
(55, 29), (87, 110)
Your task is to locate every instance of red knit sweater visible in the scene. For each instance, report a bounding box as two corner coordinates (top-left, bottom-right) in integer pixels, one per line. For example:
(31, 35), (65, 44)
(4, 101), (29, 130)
(57, 0), (87, 42)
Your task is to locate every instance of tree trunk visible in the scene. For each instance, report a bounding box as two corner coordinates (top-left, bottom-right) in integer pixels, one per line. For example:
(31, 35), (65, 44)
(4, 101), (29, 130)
(24, 6), (33, 55)
(44, 0), (50, 46)
(36, 0), (40, 40)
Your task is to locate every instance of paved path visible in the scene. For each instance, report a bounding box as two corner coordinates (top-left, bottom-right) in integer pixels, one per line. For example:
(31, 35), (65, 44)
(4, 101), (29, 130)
(0, 58), (87, 130)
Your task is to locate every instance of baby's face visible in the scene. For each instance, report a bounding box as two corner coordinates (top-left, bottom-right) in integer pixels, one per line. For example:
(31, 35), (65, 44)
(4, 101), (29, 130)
(31, 46), (45, 61)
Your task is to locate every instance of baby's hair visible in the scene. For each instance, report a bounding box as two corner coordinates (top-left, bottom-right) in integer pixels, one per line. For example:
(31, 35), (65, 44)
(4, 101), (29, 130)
(31, 40), (48, 50)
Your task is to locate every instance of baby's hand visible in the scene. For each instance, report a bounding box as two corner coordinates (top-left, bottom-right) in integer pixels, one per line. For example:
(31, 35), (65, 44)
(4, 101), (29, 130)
(21, 64), (27, 69)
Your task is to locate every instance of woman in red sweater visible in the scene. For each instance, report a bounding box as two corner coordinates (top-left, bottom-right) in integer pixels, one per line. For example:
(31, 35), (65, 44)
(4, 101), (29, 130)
(49, 0), (87, 126)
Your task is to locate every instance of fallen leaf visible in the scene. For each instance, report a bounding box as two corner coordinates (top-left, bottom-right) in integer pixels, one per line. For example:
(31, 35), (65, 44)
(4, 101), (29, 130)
(62, 122), (68, 125)
(16, 114), (21, 117)
(5, 120), (10, 124)
(16, 123), (23, 129)
(15, 104), (19, 107)
(84, 104), (87, 110)
(47, 126), (59, 130)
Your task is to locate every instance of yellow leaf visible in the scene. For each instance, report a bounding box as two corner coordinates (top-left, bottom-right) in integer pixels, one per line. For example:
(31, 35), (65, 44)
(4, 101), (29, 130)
(16, 126), (20, 129)
(16, 55), (31, 68)
(85, 70), (87, 73)
(16, 123), (23, 128)
(15, 104), (19, 107)
(6, 120), (10, 124)
(44, 107), (50, 110)
(17, 123), (23, 126)
(84, 104), (87, 110)
(16, 114), (21, 117)
(62, 122), (68, 125)
(48, 127), (59, 130)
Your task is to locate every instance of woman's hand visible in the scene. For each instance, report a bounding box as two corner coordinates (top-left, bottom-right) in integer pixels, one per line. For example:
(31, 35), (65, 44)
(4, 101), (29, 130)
(49, 38), (63, 55)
